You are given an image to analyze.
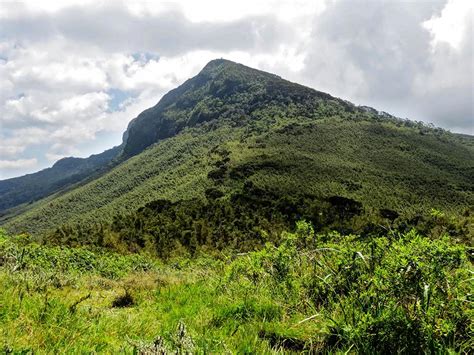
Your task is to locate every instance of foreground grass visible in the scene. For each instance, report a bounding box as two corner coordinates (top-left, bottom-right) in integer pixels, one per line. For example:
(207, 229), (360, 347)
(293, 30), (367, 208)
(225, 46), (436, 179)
(0, 234), (310, 353)
(1, 226), (472, 353)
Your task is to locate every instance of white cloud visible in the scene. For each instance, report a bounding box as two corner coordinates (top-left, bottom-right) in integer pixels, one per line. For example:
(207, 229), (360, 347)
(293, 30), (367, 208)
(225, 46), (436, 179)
(0, 127), (50, 157)
(7, 49), (108, 93)
(0, 158), (38, 169)
(127, 0), (327, 23)
(0, 145), (25, 158)
(0, 1), (301, 179)
(423, 0), (473, 50)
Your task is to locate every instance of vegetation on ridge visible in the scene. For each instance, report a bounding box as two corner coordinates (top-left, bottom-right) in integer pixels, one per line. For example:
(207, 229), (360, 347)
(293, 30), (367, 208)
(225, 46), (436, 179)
(3, 117), (473, 236)
(0, 145), (121, 216)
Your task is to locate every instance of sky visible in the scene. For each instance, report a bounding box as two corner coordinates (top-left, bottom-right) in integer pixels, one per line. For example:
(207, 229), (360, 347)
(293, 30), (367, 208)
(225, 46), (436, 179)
(0, 0), (473, 179)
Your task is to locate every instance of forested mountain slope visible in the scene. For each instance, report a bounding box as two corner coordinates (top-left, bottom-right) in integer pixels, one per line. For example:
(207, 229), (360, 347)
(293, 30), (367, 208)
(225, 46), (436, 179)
(0, 145), (121, 216)
(120, 59), (339, 158)
(2, 59), (473, 235)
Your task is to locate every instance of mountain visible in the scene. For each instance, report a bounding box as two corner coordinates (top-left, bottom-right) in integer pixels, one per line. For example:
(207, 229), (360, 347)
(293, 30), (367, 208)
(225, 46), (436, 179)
(0, 145), (121, 217)
(120, 59), (337, 158)
(0, 59), (332, 216)
(1, 59), (473, 235)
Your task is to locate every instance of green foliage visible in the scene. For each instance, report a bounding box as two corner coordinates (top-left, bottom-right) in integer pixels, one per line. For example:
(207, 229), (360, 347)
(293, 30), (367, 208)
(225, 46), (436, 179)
(226, 224), (473, 353)
(2, 60), (473, 237)
(1, 57), (472, 353)
(1, 224), (472, 353)
(0, 232), (156, 279)
(39, 185), (473, 260)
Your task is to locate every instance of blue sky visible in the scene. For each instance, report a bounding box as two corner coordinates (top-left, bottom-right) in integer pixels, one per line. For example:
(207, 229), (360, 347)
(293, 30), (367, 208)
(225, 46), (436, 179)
(0, 0), (472, 179)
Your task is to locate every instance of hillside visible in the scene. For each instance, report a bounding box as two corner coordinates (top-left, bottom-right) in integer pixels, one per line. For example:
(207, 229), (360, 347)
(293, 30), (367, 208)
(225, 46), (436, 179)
(2, 59), (473, 236)
(0, 145), (121, 216)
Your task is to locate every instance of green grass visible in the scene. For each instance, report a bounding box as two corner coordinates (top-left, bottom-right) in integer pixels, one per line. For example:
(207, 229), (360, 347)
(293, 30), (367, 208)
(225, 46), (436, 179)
(1, 225), (472, 353)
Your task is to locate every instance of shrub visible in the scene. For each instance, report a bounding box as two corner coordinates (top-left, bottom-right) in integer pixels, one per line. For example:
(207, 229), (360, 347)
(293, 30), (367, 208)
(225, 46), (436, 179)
(228, 224), (472, 352)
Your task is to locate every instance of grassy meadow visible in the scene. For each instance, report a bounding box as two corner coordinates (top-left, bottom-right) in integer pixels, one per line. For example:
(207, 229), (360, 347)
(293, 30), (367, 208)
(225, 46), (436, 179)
(1, 223), (472, 353)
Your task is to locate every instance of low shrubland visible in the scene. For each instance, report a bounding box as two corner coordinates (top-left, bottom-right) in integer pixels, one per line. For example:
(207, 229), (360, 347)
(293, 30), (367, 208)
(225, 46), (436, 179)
(1, 222), (472, 353)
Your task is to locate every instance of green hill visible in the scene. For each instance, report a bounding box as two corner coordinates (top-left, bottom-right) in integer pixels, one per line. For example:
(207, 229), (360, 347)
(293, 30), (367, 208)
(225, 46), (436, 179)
(0, 145), (121, 216)
(2, 59), (473, 236)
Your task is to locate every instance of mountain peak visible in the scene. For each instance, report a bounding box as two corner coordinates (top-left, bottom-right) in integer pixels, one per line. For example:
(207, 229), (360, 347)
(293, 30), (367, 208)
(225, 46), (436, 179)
(198, 58), (281, 81)
(196, 58), (241, 80)
(201, 58), (235, 71)
(200, 58), (256, 73)
(121, 60), (335, 157)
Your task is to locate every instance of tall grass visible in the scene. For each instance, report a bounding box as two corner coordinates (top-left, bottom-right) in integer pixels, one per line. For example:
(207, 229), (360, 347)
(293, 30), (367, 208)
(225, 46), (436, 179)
(0, 226), (472, 353)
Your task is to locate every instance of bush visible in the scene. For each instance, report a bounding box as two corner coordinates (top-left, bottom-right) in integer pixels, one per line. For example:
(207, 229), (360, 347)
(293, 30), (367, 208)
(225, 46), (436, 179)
(228, 224), (473, 353)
